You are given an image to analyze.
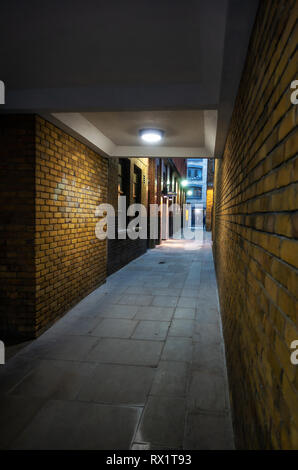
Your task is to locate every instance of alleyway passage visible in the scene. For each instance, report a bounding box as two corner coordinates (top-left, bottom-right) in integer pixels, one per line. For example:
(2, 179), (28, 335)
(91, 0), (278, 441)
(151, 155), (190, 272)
(0, 232), (234, 450)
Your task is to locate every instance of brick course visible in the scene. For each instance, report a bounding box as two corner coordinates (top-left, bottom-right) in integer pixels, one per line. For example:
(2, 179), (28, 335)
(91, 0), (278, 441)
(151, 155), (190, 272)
(213, 0), (298, 449)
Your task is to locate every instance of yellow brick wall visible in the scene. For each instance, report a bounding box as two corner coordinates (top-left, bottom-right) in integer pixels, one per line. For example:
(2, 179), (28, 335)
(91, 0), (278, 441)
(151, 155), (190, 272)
(206, 188), (213, 231)
(213, 0), (298, 449)
(35, 116), (108, 335)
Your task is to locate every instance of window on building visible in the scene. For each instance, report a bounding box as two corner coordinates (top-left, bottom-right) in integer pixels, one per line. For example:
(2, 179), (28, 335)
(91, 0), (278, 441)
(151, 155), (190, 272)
(162, 167), (167, 192)
(117, 159), (130, 232)
(194, 187), (202, 198)
(197, 167), (202, 180)
(169, 168), (173, 191)
(133, 165), (142, 204)
(118, 163), (123, 195)
(118, 159), (129, 196)
(188, 167), (203, 180)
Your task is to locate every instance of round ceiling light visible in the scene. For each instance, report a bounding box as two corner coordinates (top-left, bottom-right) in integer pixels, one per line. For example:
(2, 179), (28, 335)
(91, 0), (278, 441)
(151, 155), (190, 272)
(139, 129), (164, 144)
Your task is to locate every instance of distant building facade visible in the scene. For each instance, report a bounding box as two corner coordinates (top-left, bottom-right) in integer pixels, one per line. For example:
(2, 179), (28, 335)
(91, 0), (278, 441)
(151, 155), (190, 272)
(185, 158), (208, 227)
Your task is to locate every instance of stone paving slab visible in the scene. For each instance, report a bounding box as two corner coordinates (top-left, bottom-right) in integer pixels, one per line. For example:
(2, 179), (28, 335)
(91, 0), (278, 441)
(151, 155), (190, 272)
(132, 320), (170, 341)
(77, 363), (155, 406)
(91, 318), (138, 338)
(0, 394), (46, 450)
(184, 412), (234, 450)
(169, 319), (195, 338)
(188, 369), (229, 413)
(150, 361), (189, 398)
(174, 307), (196, 320)
(134, 306), (174, 322)
(9, 359), (96, 400)
(135, 396), (186, 448)
(85, 338), (163, 366)
(161, 337), (193, 363)
(10, 399), (141, 450)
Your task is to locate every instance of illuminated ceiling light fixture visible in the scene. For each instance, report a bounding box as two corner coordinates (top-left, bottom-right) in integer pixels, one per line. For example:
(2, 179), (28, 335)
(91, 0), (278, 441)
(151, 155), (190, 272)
(187, 190), (193, 196)
(139, 128), (164, 144)
(181, 179), (188, 187)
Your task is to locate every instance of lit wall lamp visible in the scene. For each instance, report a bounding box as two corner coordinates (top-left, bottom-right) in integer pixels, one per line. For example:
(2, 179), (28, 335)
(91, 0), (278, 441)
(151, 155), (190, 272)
(139, 129), (164, 144)
(187, 190), (193, 196)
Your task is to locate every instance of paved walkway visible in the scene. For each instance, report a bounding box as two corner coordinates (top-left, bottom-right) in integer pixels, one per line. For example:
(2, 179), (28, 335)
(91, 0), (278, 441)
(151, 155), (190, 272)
(0, 232), (234, 450)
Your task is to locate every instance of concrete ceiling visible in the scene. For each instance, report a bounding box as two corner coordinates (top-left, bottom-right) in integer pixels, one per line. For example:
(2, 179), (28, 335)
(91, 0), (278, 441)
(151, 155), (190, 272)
(82, 111), (206, 147)
(0, 0), (259, 158)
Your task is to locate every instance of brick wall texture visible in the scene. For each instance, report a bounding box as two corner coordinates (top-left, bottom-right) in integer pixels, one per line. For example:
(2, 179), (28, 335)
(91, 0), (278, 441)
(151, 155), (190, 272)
(0, 115), (108, 339)
(35, 116), (108, 335)
(213, 0), (298, 449)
